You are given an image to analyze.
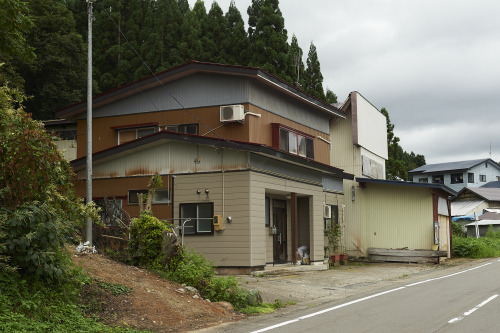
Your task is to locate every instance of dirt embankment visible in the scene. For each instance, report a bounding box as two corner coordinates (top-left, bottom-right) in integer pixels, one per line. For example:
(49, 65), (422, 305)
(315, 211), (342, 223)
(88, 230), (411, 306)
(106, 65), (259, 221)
(71, 250), (244, 333)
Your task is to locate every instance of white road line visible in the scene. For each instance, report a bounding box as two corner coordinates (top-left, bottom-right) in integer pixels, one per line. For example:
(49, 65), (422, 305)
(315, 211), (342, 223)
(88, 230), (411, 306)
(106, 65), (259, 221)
(405, 262), (492, 287)
(249, 287), (406, 333)
(251, 261), (497, 333)
(448, 294), (498, 324)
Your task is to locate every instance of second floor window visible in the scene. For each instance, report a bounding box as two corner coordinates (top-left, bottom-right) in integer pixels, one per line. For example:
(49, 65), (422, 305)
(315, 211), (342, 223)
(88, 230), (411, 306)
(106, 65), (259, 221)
(114, 124), (158, 145)
(432, 175), (444, 184)
(165, 123), (199, 135)
(272, 123), (314, 159)
(451, 173), (463, 184)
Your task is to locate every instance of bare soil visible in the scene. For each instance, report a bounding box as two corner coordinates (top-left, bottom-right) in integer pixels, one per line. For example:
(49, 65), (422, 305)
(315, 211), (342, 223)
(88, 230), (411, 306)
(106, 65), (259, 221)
(71, 249), (244, 333)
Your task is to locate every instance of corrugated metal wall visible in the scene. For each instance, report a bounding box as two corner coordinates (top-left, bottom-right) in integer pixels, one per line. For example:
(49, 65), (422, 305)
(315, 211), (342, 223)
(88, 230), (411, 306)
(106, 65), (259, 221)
(85, 73), (331, 134)
(77, 141), (248, 179)
(359, 184), (434, 252)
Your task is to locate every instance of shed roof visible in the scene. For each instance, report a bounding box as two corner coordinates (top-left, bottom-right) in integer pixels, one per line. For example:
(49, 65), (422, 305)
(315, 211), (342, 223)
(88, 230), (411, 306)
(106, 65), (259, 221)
(456, 187), (500, 201)
(451, 200), (485, 216)
(481, 181), (500, 188)
(356, 178), (457, 196)
(465, 220), (500, 227)
(408, 158), (499, 174)
(71, 130), (354, 180)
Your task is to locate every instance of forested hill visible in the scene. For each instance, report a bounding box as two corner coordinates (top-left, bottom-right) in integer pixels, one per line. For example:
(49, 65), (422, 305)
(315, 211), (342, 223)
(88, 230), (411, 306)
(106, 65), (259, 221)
(1, 0), (337, 120)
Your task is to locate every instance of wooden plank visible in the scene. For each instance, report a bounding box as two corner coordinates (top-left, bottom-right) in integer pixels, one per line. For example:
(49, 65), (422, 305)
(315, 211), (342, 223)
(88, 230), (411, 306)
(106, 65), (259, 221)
(368, 248), (447, 257)
(370, 255), (439, 264)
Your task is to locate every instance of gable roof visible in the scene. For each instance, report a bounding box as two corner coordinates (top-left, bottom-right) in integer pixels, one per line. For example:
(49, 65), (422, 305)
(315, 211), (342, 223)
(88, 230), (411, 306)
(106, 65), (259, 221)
(56, 61), (344, 120)
(408, 158), (500, 174)
(456, 187), (500, 202)
(70, 130), (354, 180)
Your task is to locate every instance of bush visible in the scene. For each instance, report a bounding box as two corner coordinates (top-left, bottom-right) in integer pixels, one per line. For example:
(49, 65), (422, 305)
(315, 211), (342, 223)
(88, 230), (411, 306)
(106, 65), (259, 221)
(485, 225), (496, 238)
(203, 276), (249, 310)
(128, 211), (172, 266)
(164, 247), (215, 289)
(452, 236), (500, 258)
(0, 85), (98, 279)
(451, 221), (466, 238)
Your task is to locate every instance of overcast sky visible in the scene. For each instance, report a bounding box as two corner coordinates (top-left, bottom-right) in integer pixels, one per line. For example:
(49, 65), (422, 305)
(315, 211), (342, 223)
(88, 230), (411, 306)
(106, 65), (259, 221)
(189, 0), (500, 164)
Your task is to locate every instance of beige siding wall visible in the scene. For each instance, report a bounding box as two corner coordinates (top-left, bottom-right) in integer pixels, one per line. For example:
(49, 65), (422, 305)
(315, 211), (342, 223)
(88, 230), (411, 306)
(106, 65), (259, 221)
(250, 172), (336, 265)
(174, 171), (252, 267)
(356, 184), (434, 254)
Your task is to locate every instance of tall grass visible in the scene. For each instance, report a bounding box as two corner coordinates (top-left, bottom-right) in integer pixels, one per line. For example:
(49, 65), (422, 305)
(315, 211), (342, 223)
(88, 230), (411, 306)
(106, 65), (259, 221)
(452, 224), (500, 258)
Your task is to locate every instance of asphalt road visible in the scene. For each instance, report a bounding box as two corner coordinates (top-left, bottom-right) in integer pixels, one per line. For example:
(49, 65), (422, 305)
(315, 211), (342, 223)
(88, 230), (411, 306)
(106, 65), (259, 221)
(214, 259), (500, 333)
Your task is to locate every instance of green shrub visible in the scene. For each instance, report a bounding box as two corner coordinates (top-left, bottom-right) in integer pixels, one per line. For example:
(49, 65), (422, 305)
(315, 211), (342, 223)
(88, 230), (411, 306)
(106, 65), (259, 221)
(203, 276), (249, 310)
(0, 87), (99, 279)
(452, 236), (500, 258)
(485, 225), (496, 238)
(128, 211), (172, 266)
(164, 247), (215, 289)
(451, 221), (466, 238)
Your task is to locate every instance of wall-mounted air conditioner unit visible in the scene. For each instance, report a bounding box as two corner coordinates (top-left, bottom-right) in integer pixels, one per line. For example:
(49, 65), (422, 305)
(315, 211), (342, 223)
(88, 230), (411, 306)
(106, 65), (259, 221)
(324, 205), (332, 219)
(220, 105), (245, 123)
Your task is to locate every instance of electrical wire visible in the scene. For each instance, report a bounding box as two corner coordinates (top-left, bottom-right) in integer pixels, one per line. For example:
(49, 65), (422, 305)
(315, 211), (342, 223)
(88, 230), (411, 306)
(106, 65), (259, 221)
(95, 0), (229, 142)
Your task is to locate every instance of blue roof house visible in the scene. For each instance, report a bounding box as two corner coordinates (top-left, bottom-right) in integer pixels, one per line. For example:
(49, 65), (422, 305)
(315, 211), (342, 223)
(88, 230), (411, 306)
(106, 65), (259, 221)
(409, 158), (500, 193)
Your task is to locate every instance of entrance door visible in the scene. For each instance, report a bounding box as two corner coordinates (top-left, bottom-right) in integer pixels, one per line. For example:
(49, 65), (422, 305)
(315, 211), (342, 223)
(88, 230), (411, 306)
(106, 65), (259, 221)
(273, 200), (287, 263)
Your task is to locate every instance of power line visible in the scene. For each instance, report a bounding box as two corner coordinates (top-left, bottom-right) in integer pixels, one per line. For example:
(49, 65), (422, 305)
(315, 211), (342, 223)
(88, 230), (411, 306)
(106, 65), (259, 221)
(95, 0), (229, 142)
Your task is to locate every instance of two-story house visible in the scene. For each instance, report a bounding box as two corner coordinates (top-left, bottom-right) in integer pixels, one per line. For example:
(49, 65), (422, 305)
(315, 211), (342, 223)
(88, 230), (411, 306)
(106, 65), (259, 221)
(56, 61), (353, 273)
(409, 159), (500, 193)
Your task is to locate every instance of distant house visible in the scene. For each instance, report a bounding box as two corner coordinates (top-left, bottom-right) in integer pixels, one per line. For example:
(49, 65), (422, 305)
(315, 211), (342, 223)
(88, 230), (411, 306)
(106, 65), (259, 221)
(451, 187), (500, 218)
(464, 209), (500, 237)
(409, 158), (500, 193)
(43, 119), (77, 161)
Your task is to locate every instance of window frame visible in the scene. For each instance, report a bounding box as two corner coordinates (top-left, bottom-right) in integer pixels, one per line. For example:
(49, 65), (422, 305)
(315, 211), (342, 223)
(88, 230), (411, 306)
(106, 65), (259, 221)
(450, 173), (464, 184)
(324, 205), (339, 230)
(164, 123), (199, 135)
(480, 175), (487, 182)
(432, 175), (444, 184)
(418, 178), (428, 183)
(179, 202), (214, 235)
(468, 173), (474, 183)
(271, 123), (315, 159)
(115, 124), (159, 145)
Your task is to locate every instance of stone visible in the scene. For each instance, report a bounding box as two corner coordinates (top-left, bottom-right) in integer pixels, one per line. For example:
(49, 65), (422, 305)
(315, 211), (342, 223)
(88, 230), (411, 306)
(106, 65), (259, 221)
(246, 289), (263, 306)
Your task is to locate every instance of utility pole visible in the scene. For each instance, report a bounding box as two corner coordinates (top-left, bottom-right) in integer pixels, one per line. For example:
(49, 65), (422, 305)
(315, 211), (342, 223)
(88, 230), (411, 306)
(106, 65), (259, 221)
(86, 0), (94, 246)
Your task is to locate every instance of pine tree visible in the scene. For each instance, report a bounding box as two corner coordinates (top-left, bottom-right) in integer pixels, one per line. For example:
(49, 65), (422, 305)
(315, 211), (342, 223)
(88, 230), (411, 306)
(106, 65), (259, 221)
(303, 42), (325, 100)
(247, 0), (291, 83)
(179, 1), (202, 62)
(381, 107), (407, 180)
(288, 34), (304, 87)
(15, 0), (86, 119)
(325, 88), (338, 104)
(224, 1), (249, 65)
(157, 0), (183, 69)
(205, 2), (227, 63)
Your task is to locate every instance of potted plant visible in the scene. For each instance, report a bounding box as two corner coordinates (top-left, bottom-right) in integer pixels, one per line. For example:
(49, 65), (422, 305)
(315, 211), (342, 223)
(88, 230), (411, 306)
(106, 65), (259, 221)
(325, 223), (341, 266)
